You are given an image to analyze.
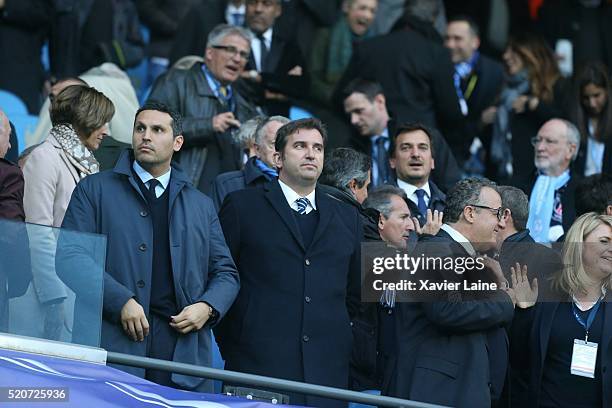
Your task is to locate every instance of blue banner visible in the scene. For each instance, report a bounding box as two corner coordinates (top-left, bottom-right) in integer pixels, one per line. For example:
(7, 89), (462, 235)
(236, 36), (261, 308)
(0, 348), (284, 407)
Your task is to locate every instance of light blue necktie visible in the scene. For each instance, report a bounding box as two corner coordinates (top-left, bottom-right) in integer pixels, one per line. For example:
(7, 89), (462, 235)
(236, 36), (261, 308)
(295, 197), (310, 215)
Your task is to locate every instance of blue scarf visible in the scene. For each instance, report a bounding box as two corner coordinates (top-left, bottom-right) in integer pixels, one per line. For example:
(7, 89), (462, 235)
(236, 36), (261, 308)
(453, 51), (479, 116)
(527, 170), (570, 243)
(254, 157), (278, 179)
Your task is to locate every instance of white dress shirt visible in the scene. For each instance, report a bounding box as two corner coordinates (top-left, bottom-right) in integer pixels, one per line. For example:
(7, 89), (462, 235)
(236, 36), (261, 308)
(440, 224), (477, 257)
(278, 179), (317, 214)
(133, 161), (171, 198)
(249, 28), (273, 71)
(397, 178), (431, 207)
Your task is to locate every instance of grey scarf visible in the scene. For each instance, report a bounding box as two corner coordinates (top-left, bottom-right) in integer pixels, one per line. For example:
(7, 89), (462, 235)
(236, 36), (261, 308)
(490, 70), (530, 178)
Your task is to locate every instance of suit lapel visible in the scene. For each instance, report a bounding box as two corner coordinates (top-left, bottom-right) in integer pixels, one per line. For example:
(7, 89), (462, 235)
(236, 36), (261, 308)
(538, 302), (560, 367)
(601, 299), (612, 372)
(264, 181), (305, 251)
(309, 186), (333, 250)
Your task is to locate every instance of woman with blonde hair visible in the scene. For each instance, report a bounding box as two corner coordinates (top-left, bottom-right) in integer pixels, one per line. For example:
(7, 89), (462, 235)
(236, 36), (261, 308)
(483, 32), (569, 192)
(12, 85), (114, 342)
(510, 213), (612, 407)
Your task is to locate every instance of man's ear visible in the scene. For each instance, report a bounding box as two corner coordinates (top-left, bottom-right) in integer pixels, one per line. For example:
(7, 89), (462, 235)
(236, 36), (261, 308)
(389, 155), (397, 170)
(348, 179), (357, 194)
(374, 93), (386, 109)
(273, 151), (282, 170)
(378, 212), (386, 230)
(606, 205), (612, 216)
(463, 205), (475, 223)
(173, 135), (184, 152)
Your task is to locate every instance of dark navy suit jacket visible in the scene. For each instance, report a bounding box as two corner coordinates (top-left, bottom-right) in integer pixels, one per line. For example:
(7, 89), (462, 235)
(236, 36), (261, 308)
(383, 229), (514, 407)
(216, 180), (361, 407)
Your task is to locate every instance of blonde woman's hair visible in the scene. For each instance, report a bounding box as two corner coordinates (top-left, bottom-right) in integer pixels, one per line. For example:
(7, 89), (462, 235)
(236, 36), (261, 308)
(554, 213), (612, 295)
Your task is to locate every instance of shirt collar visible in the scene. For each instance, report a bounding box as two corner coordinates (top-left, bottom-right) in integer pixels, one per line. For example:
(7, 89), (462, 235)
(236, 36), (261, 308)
(278, 179), (317, 210)
(132, 160), (171, 191)
(226, 3), (245, 14)
(441, 224), (477, 256)
(202, 64), (232, 99)
(397, 178), (430, 198)
(370, 127), (389, 142)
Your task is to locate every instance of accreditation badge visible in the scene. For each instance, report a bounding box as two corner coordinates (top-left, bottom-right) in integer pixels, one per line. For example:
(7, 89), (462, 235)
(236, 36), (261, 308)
(570, 339), (598, 378)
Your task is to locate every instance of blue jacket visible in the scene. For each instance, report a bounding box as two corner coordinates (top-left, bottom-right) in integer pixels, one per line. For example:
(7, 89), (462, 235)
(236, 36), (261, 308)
(60, 150), (239, 391)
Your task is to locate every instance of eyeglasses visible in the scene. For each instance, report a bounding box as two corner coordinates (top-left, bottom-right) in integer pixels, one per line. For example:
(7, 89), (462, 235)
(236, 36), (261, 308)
(530, 136), (560, 147)
(212, 45), (250, 61)
(467, 204), (504, 221)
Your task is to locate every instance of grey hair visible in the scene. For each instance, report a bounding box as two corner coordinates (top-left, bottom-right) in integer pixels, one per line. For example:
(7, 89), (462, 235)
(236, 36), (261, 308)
(206, 24), (253, 48)
(559, 118), (580, 161)
(255, 115), (290, 145)
(363, 185), (407, 219)
(320, 148), (371, 193)
(444, 177), (497, 223)
(232, 116), (266, 148)
(498, 185), (529, 231)
(405, 0), (440, 23)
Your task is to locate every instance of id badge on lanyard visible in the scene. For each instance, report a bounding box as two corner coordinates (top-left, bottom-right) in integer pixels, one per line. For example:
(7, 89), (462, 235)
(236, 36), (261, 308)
(570, 300), (601, 378)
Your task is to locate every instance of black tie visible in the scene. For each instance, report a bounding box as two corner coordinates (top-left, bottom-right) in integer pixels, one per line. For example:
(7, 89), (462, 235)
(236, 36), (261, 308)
(257, 33), (268, 71)
(147, 179), (160, 200)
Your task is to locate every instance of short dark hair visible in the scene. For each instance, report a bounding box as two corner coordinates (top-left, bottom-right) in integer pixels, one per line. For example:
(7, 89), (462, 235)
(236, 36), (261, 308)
(389, 122), (436, 157)
(50, 85), (115, 139)
(320, 148), (371, 193)
(444, 177), (497, 223)
(342, 78), (384, 102)
(363, 185), (408, 219)
(275, 118), (327, 153)
(575, 174), (612, 216)
(136, 101), (183, 137)
(447, 14), (480, 37)
(498, 185), (529, 230)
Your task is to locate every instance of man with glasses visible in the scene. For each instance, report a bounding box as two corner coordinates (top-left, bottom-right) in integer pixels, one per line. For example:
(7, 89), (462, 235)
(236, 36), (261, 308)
(384, 177), (514, 407)
(148, 24), (257, 194)
(526, 118), (580, 243)
(238, 0), (308, 117)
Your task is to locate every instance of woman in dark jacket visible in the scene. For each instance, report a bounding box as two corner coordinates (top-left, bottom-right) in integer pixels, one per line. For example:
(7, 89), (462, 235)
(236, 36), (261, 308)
(483, 32), (569, 193)
(510, 212), (612, 408)
(568, 61), (612, 177)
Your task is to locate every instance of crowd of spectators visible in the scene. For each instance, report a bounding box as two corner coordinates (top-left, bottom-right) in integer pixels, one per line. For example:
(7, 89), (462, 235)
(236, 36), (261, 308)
(1, 0), (612, 407)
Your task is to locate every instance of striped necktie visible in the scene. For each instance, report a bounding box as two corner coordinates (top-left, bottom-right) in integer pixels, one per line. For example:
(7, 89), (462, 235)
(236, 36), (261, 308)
(295, 197), (310, 215)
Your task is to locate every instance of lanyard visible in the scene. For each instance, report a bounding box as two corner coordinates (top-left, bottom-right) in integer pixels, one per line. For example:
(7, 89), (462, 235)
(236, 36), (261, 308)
(572, 298), (602, 342)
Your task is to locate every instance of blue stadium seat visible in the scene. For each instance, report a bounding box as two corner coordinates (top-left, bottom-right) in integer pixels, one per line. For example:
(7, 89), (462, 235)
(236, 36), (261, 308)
(0, 89), (28, 116)
(289, 106), (314, 120)
(9, 114), (38, 154)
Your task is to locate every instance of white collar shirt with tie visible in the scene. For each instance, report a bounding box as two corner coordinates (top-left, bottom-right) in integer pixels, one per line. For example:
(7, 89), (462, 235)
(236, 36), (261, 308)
(133, 161), (171, 198)
(249, 28), (273, 72)
(278, 179), (317, 214)
(396, 178), (431, 207)
(225, 3), (246, 26)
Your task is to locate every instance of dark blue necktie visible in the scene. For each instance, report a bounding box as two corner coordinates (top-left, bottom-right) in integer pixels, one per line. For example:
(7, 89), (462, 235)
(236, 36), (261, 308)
(375, 136), (389, 185)
(295, 197), (310, 215)
(147, 179), (160, 200)
(415, 189), (427, 218)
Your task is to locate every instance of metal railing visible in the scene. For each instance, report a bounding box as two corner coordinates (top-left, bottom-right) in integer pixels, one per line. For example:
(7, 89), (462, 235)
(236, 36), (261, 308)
(107, 352), (447, 408)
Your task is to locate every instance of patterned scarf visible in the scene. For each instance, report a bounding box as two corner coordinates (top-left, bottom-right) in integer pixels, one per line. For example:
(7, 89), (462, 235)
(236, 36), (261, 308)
(50, 124), (99, 175)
